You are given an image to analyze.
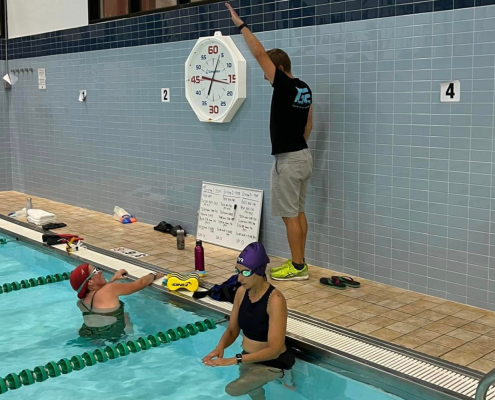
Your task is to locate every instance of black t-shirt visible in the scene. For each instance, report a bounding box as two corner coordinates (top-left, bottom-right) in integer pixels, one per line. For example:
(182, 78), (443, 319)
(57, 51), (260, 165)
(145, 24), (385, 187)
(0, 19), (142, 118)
(270, 69), (312, 155)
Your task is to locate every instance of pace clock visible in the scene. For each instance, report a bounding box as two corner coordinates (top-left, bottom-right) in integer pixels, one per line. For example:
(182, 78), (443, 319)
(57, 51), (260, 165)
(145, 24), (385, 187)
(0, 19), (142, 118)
(185, 31), (246, 123)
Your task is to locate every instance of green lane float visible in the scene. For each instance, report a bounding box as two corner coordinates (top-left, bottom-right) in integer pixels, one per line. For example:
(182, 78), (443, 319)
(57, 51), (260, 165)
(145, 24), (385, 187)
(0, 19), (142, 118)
(0, 272), (70, 295)
(0, 318), (223, 396)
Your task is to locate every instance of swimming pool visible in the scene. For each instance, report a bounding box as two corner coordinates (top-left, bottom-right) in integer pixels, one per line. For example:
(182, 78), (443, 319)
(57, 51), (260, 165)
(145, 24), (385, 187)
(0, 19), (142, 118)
(0, 234), (404, 400)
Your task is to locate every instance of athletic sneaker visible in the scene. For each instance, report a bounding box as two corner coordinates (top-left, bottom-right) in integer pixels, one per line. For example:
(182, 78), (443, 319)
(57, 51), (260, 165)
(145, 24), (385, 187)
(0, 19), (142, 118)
(270, 260), (309, 281)
(270, 260), (308, 274)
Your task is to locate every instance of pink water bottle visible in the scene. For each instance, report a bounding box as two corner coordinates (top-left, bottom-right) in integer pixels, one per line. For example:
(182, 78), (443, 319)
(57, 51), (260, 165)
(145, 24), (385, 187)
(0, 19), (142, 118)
(195, 240), (205, 272)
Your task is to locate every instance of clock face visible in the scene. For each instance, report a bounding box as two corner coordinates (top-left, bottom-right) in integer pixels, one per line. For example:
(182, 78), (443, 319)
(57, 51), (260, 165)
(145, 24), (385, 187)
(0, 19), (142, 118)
(186, 38), (238, 121)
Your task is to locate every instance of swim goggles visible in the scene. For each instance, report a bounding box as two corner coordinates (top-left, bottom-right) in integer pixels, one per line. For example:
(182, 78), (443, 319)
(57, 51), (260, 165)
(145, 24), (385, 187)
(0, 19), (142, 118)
(235, 267), (263, 277)
(77, 267), (101, 294)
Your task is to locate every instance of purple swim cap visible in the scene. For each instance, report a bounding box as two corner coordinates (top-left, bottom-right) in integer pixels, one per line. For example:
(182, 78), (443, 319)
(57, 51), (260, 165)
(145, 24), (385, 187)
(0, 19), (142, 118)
(237, 242), (270, 276)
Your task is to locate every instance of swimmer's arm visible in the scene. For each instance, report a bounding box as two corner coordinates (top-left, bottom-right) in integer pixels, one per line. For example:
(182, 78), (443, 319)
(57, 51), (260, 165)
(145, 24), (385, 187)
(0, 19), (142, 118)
(215, 287), (243, 351)
(241, 292), (287, 364)
(304, 104), (313, 142)
(109, 273), (158, 296)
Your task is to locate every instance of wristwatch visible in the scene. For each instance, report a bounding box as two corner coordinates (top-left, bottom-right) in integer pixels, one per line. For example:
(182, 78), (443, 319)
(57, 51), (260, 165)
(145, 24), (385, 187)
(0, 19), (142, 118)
(235, 353), (243, 365)
(148, 272), (157, 284)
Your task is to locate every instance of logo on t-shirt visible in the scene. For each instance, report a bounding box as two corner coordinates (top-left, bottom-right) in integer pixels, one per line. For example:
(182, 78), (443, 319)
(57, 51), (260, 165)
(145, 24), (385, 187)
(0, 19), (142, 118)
(294, 87), (311, 106)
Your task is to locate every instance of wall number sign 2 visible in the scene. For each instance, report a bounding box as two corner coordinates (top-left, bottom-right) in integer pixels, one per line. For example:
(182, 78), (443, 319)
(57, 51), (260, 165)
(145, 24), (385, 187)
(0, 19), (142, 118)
(185, 31), (246, 123)
(440, 80), (460, 103)
(161, 88), (170, 102)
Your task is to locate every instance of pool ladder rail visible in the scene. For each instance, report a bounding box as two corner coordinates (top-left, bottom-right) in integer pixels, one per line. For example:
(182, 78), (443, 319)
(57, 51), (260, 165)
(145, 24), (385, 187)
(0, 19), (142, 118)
(475, 367), (495, 400)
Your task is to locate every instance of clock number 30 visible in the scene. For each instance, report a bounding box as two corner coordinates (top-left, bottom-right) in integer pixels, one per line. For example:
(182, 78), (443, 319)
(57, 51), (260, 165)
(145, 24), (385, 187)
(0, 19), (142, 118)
(209, 105), (219, 114)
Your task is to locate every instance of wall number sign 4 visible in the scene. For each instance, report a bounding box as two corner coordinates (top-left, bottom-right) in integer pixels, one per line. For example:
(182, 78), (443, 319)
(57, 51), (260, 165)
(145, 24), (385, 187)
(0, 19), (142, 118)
(185, 31), (246, 123)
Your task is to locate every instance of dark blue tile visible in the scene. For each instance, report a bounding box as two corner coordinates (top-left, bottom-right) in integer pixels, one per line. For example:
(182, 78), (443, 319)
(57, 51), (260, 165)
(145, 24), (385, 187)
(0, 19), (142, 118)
(251, 22), (263, 32)
(208, 20), (220, 30)
(289, 9), (302, 18)
(362, 0), (379, 8)
(276, 10), (289, 19)
(303, 0), (316, 5)
(302, 6), (315, 15)
(332, 2), (346, 12)
(380, 5), (396, 15)
(434, 0), (454, 10)
(362, 7), (379, 18)
(276, 19), (289, 29)
(346, 10), (362, 20)
(252, 5), (263, 13)
(218, 19), (229, 28)
(240, 0), (250, 7)
(414, 1), (433, 12)
(289, 0), (302, 7)
(264, 11), (276, 21)
(347, 0), (362, 9)
(252, 14), (263, 23)
(331, 12), (345, 23)
(397, 3), (414, 14)
(208, 3), (219, 12)
(315, 4), (331, 13)
(302, 16), (315, 25)
(264, 3), (276, 12)
(264, 21), (276, 31)
(289, 18), (302, 28)
(277, 1), (289, 10)
(476, 0), (495, 4)
(454, 0), (474, 6)
(316, 13), (331, 24)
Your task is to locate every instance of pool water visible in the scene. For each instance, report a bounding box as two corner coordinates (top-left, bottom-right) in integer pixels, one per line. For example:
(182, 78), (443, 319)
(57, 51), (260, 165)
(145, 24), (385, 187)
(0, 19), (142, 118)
(0, 235), (403, 400)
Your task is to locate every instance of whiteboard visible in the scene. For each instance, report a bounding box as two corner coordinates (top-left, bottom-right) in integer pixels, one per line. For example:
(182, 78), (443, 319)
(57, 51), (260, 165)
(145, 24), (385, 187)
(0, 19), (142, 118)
(197, 182), (263, 251)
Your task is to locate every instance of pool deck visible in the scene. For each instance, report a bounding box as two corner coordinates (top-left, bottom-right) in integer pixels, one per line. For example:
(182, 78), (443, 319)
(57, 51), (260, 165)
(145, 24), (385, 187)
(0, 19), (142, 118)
(2, 190), (495, 374)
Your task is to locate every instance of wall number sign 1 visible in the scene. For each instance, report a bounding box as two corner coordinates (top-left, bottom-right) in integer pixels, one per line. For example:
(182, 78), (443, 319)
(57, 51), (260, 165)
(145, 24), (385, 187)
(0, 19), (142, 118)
(440, 80), (460, 103)
(185, 31), (246, 123)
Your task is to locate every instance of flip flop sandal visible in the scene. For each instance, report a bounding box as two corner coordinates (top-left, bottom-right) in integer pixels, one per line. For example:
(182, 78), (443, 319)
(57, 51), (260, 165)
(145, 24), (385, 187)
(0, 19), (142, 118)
(319, 277), (346, 290)
(335, 276), (361, 288)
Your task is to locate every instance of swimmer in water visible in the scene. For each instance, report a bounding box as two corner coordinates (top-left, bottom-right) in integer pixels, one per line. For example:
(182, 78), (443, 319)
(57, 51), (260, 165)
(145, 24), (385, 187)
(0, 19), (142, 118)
(70, 263), (164, 340)
(203, 243), (295, 400)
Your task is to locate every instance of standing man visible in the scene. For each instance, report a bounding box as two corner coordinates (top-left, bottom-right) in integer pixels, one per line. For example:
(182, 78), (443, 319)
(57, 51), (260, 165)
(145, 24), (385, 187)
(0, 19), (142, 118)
(226, 4), (313, 281)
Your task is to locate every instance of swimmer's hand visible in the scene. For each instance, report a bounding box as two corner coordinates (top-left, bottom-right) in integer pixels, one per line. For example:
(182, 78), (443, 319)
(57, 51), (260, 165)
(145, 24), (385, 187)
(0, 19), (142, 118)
(204, 357), (236, 367)
(225, 3), (244, 27)
(202, 347), (224, 364)
(111, 269), (129, 282)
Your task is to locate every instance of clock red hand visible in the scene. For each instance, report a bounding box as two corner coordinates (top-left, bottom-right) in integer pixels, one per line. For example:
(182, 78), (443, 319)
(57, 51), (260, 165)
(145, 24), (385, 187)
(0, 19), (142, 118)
(201, 76), (229, 84)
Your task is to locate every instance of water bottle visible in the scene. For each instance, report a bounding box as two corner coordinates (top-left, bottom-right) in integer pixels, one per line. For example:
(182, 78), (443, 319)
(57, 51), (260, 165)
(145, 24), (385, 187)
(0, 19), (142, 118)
(26, 198), (33, 212)
(176, 230), (185, 250)
(194, 240), (205, 272)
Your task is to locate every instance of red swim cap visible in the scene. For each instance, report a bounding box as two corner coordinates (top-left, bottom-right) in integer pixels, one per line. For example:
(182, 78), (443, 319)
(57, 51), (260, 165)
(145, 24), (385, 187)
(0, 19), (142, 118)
(70, 263), (90, 299)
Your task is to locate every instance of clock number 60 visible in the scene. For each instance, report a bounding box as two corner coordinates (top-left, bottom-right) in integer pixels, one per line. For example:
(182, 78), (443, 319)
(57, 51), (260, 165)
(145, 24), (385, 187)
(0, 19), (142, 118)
(209, 105), (219, 114)
(208, 45), (218, 54)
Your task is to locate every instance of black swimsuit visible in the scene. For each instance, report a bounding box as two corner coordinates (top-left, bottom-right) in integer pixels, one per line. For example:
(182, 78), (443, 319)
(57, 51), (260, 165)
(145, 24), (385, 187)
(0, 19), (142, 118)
(238, 284), (295, 370)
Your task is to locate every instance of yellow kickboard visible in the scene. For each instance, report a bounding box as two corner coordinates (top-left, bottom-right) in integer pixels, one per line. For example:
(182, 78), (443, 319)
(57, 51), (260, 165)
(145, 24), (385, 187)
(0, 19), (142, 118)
(166, 273), (200, 292)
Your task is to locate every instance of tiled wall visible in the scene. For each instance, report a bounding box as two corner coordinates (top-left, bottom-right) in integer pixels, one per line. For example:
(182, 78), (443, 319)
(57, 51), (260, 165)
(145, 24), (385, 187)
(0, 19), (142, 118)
(0, 65), (11, 191)
(5, 2), (495, 310)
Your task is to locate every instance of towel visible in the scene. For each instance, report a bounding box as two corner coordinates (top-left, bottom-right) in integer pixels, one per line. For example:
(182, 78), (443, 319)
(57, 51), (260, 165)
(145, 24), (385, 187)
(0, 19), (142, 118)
(27, 209), (56, 225)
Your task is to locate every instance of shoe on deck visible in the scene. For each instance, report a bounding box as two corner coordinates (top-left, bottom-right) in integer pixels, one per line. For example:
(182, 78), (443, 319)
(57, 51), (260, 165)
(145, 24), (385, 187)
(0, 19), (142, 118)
(270, 260), (309, 281)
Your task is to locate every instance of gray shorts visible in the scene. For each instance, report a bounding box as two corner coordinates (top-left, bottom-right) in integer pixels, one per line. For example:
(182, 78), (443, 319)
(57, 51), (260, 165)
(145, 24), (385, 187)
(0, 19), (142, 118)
(271, 149), (313, 218)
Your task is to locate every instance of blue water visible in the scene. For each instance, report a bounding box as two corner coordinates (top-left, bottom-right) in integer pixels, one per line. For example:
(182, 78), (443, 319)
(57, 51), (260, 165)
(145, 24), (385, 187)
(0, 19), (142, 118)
(0, 235), (403, 400)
